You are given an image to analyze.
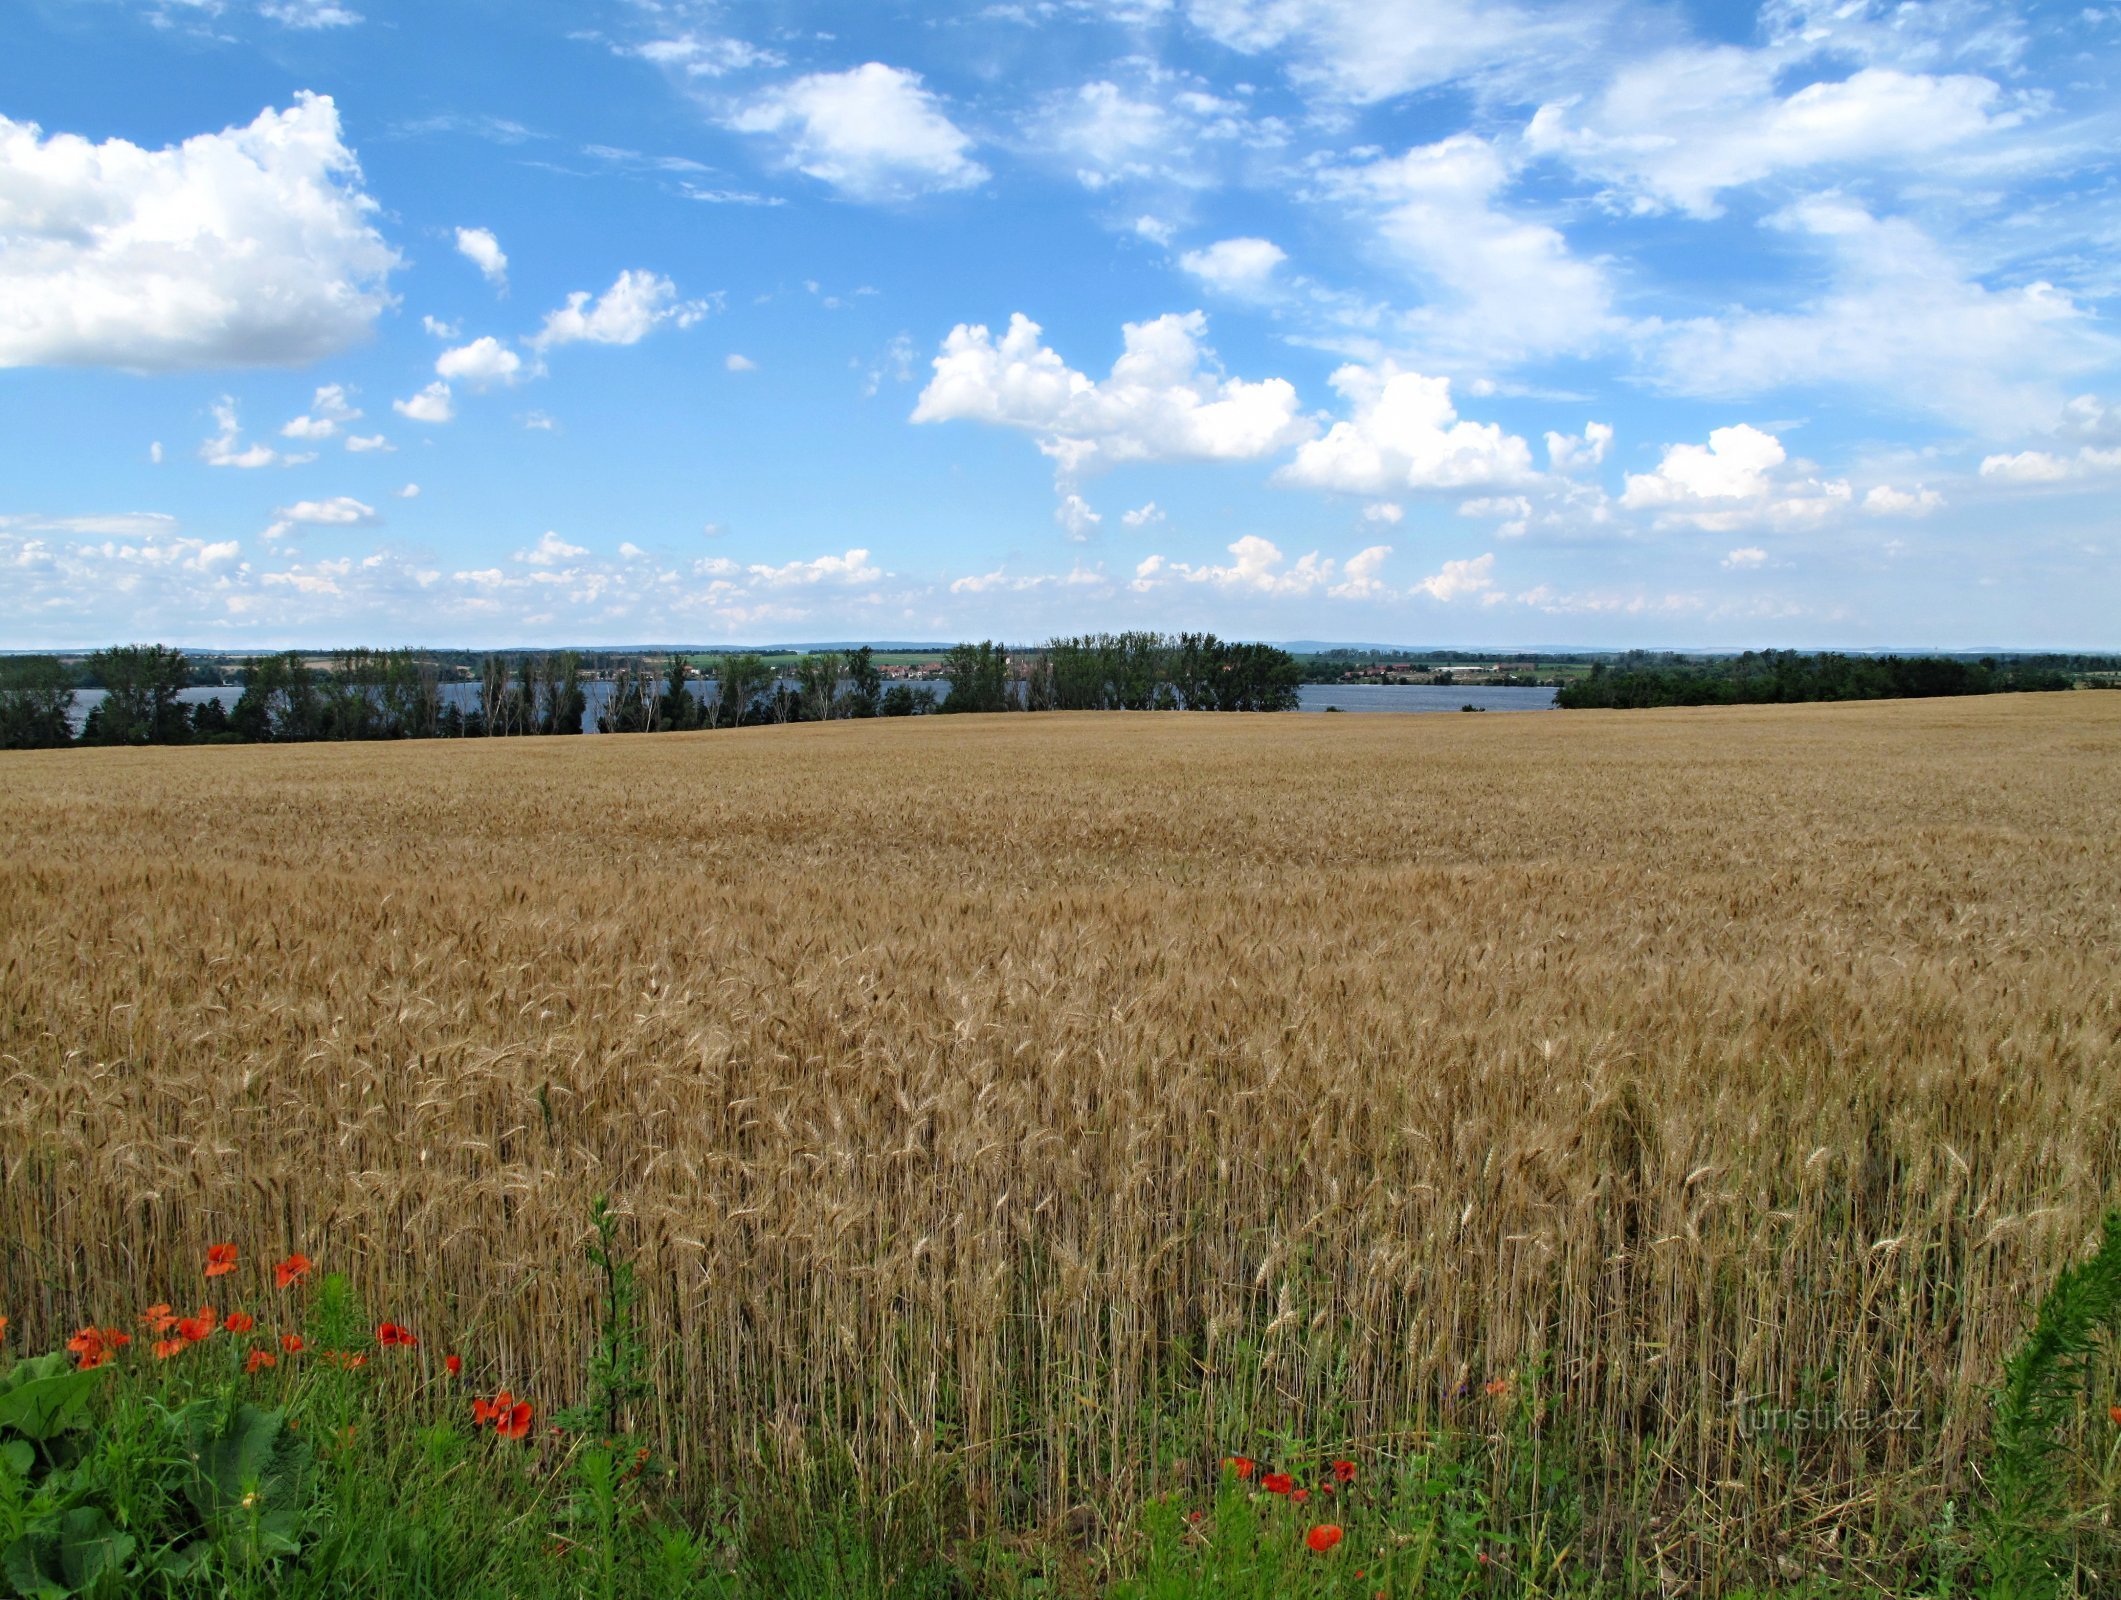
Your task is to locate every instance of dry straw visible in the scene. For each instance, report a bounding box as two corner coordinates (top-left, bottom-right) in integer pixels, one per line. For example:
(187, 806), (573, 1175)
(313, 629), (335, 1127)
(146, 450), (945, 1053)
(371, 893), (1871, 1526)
(2, 694), (2117, 1579)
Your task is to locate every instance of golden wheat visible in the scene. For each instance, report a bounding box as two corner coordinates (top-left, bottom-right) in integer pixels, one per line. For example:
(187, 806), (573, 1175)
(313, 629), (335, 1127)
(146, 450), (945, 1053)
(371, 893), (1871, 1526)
(3, 694), (2118, 1580)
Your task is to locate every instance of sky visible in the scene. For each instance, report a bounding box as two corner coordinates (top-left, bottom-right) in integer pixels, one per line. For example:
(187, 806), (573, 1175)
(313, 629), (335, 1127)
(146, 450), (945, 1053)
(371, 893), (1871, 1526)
(2, 0), (2118, 649)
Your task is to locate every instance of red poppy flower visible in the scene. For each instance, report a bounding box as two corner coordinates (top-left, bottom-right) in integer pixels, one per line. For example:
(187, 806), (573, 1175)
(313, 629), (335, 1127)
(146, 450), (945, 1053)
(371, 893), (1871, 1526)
(138, 1303), (176, 1332)
(2111, 1405), (2121, 1427)
(1331, 1460), (1357, 1484)
(224, 1312), (256, 1334)
(153, 1338), (190, 1361)
(205, 1244), (237, 1278)
(446, 1354), (463, 1377)
(274, 1254), (313, 1289)
(0, 1315), (7, 1348)
(376, 1322), (418, 1348)
(246, 1349), (277, 1375)
(66, 1326), (127, 1368)
(281, 1332), (304, 1354)
(1223, 1455), (1256, 1479)
(1261, 1473), (1295, 1496)
(471, 1396), (498, 1425)
(1291, 1488), (1309, 1503)
(1484, 1376), (1511, 1397)
(1305, 1524), (1344, 1553)
(175, 1308), (217, 1343)
(496, 1399), (534, 1440)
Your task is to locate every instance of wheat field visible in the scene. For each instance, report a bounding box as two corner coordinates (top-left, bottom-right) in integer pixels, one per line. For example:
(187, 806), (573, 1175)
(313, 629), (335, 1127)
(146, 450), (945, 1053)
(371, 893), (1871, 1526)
(3, 694), (2118, 1581)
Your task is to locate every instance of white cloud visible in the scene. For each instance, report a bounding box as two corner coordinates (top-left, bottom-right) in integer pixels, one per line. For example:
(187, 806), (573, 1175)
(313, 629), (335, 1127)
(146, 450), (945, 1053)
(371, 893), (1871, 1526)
(1527, 57), (2020, 217)
(1979, 446), (2121, 483)
(1328, 543), (1393, 600)
(1277, 363), (1535, 496)
(1414, 551), (1499, 602)
(1545, 421), (1612, 470)
(530, 270), (708, 349)
(422, 314), (461, 340)
(523, 411), (558, 432)
(259, 1), (362, 28)
(1184, 0), (1590, 105)
(1057, 493), (1103, 539)
(1862, 484), (1944, 515)
(1362, 501), (1404, 524)
(392, 381), (455, 424)
(747, 548), (883, 587)
(730, 63), (987, 201)
(263, 494), (378, 541)
(623, 32), (780, 78)
(344, 433), (392, 452)
(1649, 198), (2115, 434)
(1329, 135), (1614, 364)
(455, 226), (507, 289)
(281, 383), (360, 440)
(1459, 495), (1532, 537)
(1620, 423), (1860, 531)
(0, 93), (397, 369)
(149, 441), (163, 464)
(435, 335), (528, 387)
(1722, 546), (1768, 569)
(1176, 236), (1287, 298)
(912, 310), (1309, 477)
(395, 482), (419, 498)
(725, 352), (757, 372)
(519, 530), (588, 566)
(1129, 534), (1380, 598)
(1121, 501), (1165, 527)
(1622, 424), (1786, 509)
(200, 398), (279, 469)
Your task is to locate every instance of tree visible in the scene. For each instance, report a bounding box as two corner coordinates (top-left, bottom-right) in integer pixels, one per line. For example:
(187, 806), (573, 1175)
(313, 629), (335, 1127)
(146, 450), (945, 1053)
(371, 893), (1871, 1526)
(83, 645), (192, 744)
(708, 654), (773, 727)
(841, 647), (882, 718)
(795, 651), (842, 721)
(0, 656), (77, 749)
(939, 641), (1012, 713)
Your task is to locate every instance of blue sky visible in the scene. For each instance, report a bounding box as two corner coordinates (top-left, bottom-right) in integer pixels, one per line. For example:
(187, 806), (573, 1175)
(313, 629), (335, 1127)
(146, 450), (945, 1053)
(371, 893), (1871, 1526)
(2, 0), (2117, 648)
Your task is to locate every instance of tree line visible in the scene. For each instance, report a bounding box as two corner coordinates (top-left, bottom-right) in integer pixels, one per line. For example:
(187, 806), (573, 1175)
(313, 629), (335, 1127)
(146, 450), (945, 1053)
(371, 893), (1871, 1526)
(1555, 650), (2090, 709)
(0, 634), (1307, 750)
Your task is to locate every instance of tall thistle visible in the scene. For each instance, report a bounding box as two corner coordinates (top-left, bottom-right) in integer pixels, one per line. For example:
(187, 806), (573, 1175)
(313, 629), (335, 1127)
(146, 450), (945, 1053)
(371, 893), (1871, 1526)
(1982, 1210), (2121, 1600)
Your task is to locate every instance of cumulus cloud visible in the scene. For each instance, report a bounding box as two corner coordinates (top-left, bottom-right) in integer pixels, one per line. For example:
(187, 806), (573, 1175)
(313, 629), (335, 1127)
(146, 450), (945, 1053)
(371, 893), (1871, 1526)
(392, 382), (455, 424)
(344, 433), (392, 452)
(1459, 495), (1532, 537)
(1545, 421), (1612, 471)
(530, 270), (709, 349)
(912, 310), (1310, 481)
(0, 93), (397, 370)
(1862, 484), (1944, 515)
(1128, 534), (1383, 598)
(1527, 57), (2020, 217)
(435, 335), (529, 387)
(1414, 551), (1500, 602)
(395, 482), (419, 498)
(730, 63), (986, 201)
(1277, 363), (1535, 496)
(747, 548), (883, 587)
(1622, 424), (1786, 510)
(519, 530), (588, 566)
(1183, 0), (1591, 105)
(1057, 493), (1103, 539)
(281, 383), (360, 441)
(1722, 546), (1768, 568)
(455, 226), (507, 289)
(1176, 236), (1287, 298)
(199, 398), (284, 469)
(725, 352), (757, 372)
(1621, 423), (1861, 531)
(1121, 501), (1165, 527)
(263, 494), (378, 541)
(1979, 446), (2121, 483)
(1327, 134), (1613, 364)
(1648, 198), (2115, 435)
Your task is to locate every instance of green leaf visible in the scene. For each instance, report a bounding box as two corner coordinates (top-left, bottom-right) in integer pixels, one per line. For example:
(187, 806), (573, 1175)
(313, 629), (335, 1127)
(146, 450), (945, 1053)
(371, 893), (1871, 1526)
(0, 1360), (100, 1445)
(0, 1441), (32, 1481)
(2, 1508), (134, 1599)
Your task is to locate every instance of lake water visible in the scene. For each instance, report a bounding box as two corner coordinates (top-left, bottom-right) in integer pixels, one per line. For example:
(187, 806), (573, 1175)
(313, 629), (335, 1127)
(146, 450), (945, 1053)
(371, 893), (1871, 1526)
(66, 680), (1556, 734)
